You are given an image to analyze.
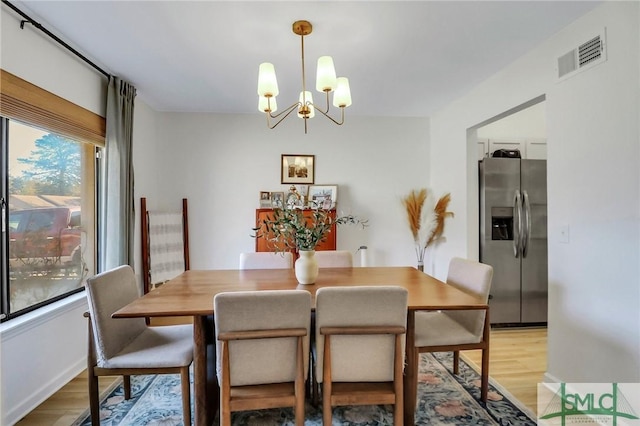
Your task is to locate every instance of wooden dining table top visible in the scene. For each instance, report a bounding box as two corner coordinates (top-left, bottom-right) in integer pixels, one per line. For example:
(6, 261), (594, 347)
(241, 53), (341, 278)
(114, 266), (487, 318)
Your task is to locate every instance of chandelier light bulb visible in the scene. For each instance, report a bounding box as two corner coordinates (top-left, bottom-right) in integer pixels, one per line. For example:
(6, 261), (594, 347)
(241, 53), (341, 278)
(257, 62), (279, 97)
(333, 77), (352, 108)
(316, 56), (337, 92)
(298, 91), (315, 118)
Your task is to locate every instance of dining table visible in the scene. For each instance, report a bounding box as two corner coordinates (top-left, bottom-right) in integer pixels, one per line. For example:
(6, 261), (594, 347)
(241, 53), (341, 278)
(113, 266), (488, 426)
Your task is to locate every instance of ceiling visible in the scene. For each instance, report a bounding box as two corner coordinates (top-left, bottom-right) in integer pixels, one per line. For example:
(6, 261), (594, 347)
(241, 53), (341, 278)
(12, 1), (602, 118)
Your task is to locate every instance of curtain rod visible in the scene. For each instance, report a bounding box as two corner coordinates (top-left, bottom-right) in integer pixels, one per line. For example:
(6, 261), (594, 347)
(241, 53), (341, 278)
(2, 0), (111, 79)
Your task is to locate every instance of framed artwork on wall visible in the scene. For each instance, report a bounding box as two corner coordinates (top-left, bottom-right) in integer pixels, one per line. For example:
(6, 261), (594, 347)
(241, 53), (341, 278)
(308, 185), (337, 209)
(281, 154), (314, 184)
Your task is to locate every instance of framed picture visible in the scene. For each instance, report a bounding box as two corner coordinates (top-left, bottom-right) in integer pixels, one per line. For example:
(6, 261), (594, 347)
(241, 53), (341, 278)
(295, 184), (309, 205)
(270, 191), (285, 209)
(308, 185), (338, 209)
(281, 154), (315, 184)
(259, 191), (271, 208)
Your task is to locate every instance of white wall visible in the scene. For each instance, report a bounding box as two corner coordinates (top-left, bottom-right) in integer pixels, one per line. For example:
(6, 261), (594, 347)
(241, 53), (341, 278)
(477, 101), (546, 139)
(133, 112), (431, 272)
(429, 1), (640, 382)
(0, 7), (105, 425)
(0, 8), (105, 117)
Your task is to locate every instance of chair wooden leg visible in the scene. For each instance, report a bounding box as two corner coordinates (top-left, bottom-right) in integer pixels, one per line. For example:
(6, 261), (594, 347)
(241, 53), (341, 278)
(322, 381), (332, 426)
(88, 369), (100, 425)
(412, 349), (420, 406)
(295, 336), (305, 426)
(123, 375), (132, 399)
(393, 334), (404, 426)
(453, 351), (460, 375)
(181, 366), (191, 426)
(480, 347), (489, 402)
(322, 335), (333, 426)
(220, 342), (231, 426)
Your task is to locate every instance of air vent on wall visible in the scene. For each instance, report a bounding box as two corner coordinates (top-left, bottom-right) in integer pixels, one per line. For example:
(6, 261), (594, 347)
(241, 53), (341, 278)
(557, 29), (607, 81)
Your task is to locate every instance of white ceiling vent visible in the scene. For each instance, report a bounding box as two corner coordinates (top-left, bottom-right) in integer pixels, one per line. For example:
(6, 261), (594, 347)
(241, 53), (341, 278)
(557, 29), (607, 81)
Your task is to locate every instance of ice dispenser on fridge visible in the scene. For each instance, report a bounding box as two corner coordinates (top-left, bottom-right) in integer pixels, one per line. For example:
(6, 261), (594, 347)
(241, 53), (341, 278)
(491, 207), (513, 240)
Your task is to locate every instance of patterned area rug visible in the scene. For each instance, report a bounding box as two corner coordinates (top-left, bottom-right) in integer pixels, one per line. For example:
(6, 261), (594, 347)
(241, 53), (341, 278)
(73, 353), (536, 425)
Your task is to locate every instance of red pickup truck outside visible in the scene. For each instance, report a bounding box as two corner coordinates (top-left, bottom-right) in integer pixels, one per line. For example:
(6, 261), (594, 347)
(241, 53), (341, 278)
(8, 206), (82, 273)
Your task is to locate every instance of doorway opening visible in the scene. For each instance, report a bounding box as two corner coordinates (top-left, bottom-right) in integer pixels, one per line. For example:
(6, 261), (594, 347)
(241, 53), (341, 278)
(467, 95), (548, 326)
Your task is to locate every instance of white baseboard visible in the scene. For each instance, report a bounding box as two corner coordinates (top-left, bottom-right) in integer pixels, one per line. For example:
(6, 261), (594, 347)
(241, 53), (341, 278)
(543, 371), (563, 384)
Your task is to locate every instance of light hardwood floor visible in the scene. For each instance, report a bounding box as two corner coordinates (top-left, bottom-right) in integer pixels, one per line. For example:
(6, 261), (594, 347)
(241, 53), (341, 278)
(463, 326), (547, 415)
(16, 326), (546, 425)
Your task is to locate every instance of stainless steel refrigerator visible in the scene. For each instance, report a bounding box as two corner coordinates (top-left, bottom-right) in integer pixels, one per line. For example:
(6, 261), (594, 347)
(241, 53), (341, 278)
(479, 158), (548, 325)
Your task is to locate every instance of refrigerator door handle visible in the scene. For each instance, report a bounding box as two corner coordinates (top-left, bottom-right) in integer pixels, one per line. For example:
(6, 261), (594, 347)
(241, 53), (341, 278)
(522, 190), (531, 258)
(513, 190), (521, 258)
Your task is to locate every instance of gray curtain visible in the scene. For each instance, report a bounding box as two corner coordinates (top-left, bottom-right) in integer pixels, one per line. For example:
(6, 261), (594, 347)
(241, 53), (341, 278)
(100, 77), (136, 271)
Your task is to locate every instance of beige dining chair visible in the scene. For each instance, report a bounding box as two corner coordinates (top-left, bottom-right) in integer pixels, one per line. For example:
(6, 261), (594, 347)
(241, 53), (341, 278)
(315, 286), (408, 425)
(84, 265), (194, 426)
(308, 249), (353, 402)
(214, 289), (311, 426)
(314, 250), (353, 268)
(239, 251), (293, 269)
(412, 257), (493, 402)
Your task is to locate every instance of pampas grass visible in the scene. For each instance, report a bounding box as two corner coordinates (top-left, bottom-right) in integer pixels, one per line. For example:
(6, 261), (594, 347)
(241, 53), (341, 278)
(402, 188), (454, 263)
(403, 188), (427, 242)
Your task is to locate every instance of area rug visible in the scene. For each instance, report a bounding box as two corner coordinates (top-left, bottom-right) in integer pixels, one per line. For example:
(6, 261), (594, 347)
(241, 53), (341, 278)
(73, 352), (536, 425)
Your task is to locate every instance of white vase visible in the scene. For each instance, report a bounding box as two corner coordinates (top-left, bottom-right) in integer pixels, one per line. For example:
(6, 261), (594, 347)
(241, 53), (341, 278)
(295, 250), (319, 285)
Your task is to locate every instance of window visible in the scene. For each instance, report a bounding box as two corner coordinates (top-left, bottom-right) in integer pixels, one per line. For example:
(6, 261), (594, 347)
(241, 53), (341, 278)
(2, 119), (97, 316)
(1, 69), (105, 321)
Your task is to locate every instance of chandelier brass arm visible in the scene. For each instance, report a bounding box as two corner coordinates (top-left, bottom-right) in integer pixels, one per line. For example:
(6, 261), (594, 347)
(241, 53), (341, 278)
(263, 98), (301, 130)
(310, 103), (345, 126)
(307, 90), (346, 125)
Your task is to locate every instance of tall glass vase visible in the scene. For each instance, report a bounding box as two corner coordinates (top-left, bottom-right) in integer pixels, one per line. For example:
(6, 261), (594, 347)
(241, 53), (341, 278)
(295, 250), (319, 284)
(417, 260), (424, 272)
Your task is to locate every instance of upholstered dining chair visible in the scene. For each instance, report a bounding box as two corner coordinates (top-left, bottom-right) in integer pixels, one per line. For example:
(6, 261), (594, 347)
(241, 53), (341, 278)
(84, 265), (194, 426)
(412, 257), (493, 402)
(314, 250), (353, 268)
(214, 289), (311, 426)
(315, 286), (408, 425)
(308, 249), (353, 402)
(239, 251), (293, 269)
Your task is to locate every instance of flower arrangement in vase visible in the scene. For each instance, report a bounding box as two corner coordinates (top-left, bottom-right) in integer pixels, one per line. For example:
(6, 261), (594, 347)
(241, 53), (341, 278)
(252, 208), (367, 284)
(402, 188), (454, 272)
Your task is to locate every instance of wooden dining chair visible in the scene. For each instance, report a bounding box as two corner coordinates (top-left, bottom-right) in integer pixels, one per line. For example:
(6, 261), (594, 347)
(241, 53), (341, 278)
(314, 250), (353, 268)
(214, 289), (311, 426)
(315, 286), (408, 425)
(412, 257), (493, 402)
(84, 265), (194, 426)
(308, 249), (353, 403)
(239, 251), (294, 269)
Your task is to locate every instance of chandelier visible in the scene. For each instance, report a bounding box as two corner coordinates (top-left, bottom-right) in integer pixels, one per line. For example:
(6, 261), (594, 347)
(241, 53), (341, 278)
(257, 20), (352, 134)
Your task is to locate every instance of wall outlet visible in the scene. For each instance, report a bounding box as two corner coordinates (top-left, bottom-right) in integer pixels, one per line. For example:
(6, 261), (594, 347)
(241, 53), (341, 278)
(559, 225), (570, 243)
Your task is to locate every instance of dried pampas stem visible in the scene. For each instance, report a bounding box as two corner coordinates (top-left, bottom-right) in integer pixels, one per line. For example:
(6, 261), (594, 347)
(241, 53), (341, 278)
(426, 193), (454, 247)
(402, 188), (427, 242)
